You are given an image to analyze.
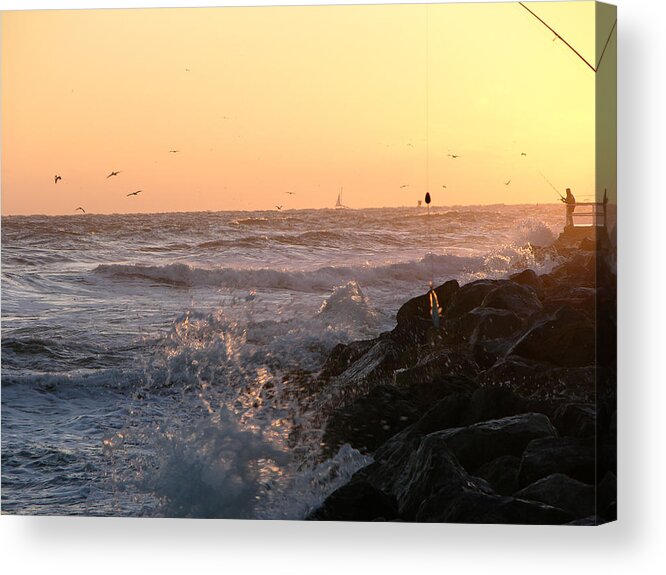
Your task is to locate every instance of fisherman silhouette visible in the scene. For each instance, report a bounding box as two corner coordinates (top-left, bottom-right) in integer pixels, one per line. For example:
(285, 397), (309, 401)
(561, 188), (576, 228)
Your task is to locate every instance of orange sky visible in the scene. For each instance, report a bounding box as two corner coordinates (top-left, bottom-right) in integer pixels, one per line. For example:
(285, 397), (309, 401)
(1, 2), (616, 215)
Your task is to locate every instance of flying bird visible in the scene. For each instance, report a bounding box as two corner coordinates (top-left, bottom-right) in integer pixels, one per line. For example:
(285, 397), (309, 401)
(442, 185), (447, 189)
(275, 205), (283, 210)
(448, 154), (460, 159)
(75, 207), (86, 213)
(54, 175), (62, 184)
(400, 184), (409, 189)
(285, 191), (296, 195)
(127, 190), (142, 197)
(521, 152), (527, 156)
(168, 150), (180, 153)
(505, 180), (512, 186)
(106, 171), (122, 178)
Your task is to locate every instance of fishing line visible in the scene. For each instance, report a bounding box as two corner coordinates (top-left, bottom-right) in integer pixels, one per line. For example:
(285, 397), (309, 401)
(537, 169), (565, 200)
(424, 6), (434, 291)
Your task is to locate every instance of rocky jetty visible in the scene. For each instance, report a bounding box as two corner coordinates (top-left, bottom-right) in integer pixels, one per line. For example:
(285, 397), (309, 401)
(309, 239), (617, 525)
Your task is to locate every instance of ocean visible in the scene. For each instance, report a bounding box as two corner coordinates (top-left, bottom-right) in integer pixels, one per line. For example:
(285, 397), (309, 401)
(1, 204), (563, 517)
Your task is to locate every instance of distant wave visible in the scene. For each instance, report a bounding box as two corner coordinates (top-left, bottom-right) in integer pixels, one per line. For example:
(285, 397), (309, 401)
(94, 254), (482, 291)
(197, 230), (348, 250)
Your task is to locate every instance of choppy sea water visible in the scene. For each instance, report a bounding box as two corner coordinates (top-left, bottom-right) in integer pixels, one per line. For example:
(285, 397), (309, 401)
(1, 205), (563, 517)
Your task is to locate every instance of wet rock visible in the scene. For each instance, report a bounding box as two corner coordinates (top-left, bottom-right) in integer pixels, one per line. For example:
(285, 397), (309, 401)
(419, 489), (573, 525)
(509, 306), (595, 367)
(469, 308), (524, 342)
(480, 282), (543, 318)
(542, 287), (596, 316)
(320, 339), (376, 378)
(463, 386), (531, 426)
(403, 392), (473, 436)
(395, 280), (460, 337)
(472, 338), (514, 370)
(476, 455), (521, 496)
(479, 357), (596, 401)
(446, 279), (501, 319)
(308, 481), (398, 521)
(334, 338), (416, 389)
(393, 350), (480, 387)
(543, 256), (597, 298)
(435, 413), (558, 472)
(552, 403), (596, 438)
(322, 385), (420, 456)
(392, 432), (494, 520)
(514, 473), (595, 518)
(509, 269), (544, 296)
(519, 436), (596, 486)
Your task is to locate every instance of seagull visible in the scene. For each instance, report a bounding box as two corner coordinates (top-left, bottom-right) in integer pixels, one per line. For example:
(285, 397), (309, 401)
(106, 171), (121, 178)
(448, 154), (460, 159)
(521, 152), (527, 156)
(185, 68), (190, 72)
(168, 150), (180, 153)
(127, 190), (142, 197)
(505, 180), (512, 186)
(275, 205), (283, 210)
(75, 207), (86, 213)
(400, 184), (409, 189)
(442, 185), (447, 189)
(285, 191), (296, 195)
(54, 175), (62, 184)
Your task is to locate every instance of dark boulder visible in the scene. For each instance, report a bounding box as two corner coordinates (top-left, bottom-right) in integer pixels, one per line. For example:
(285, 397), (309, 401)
(476, 455), (521, 496)
(479, 282), (543, 318)
(435, 413), (558, 472)
(418, 489), (573, 524)
(392, 432), (494, 519)
(469, 308), (524, 342)
(542, 287), (596, 316)
(393, 350), (480, 388)
(333, 338), (416, 389)
(552, 403), (596, 438)
(514, 473), (595, 518)
(320, 339), (376, 378)
(509, 306), (595, 367)
(395, 280), (460, 334)
(322, 385), (420, 456)
(509, 269), (544, 297)
(446, 279), (501, 319)
(519, 436), (596, 486)
(308, 481), (398, 521)
(479, 357), (596, 401)
(463, 386), (531, 426)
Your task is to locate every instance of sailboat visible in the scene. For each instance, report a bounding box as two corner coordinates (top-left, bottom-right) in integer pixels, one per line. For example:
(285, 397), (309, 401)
(335, 187), (348, 209)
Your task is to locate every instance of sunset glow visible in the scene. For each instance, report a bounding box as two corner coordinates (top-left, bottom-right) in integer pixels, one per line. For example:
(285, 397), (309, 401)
(1, 2), (615, 214)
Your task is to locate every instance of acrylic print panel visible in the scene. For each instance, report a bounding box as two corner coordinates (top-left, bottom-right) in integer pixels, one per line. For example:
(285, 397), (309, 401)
(1, 1), (616, 523)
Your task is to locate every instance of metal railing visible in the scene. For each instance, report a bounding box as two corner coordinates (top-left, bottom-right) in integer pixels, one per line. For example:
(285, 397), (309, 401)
(566, 201), (608, 228)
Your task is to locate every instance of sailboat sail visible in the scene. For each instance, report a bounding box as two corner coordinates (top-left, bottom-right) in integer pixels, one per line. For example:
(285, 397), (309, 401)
(335, 187), (347, 209)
